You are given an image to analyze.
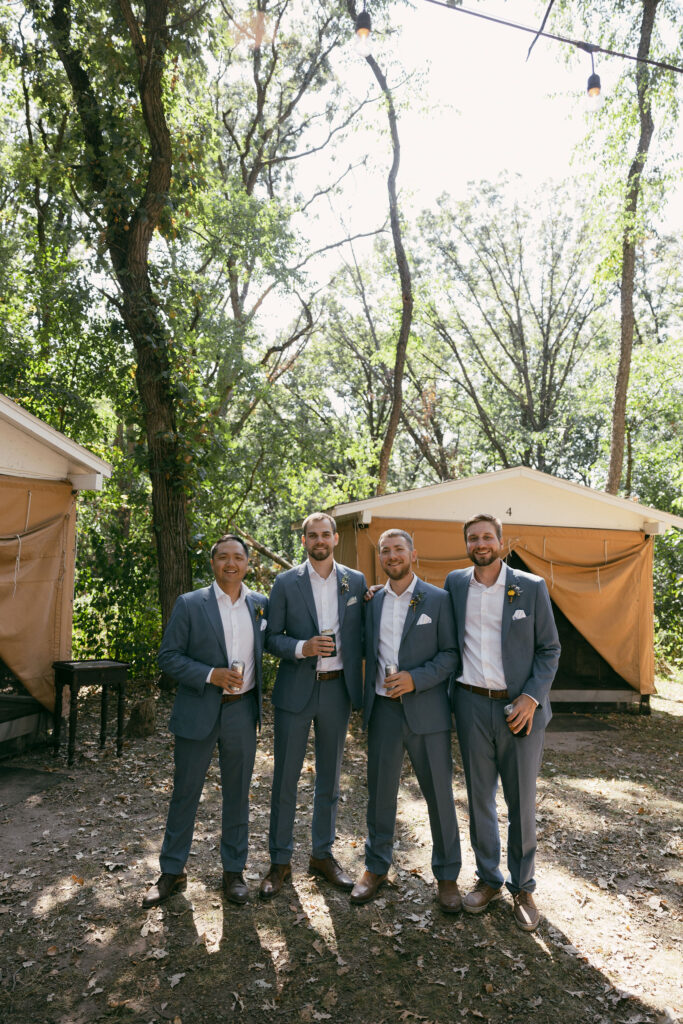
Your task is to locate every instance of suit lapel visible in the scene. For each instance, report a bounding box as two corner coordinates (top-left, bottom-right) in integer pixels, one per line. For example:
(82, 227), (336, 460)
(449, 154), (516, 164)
(400, 577), (423, 645)
(372, 588), (386, 654)
(336, 564), (348, 629)
(296, 563), (319, 631)
(203, 586), (228, 661)
(501, 566), (516, 642)
(245, 590), (263, 654)
(457, 570), (472, 650)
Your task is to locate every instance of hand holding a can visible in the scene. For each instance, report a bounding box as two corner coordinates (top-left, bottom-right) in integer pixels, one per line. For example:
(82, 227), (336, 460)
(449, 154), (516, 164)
(302, 633), (337, 658)
(504, 694), (536, 736)
(384, 667), (415, 699)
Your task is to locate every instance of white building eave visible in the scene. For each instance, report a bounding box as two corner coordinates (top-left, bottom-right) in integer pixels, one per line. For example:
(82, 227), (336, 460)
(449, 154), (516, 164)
(0, 394), (112, 491)
(329, 466), (683, 534)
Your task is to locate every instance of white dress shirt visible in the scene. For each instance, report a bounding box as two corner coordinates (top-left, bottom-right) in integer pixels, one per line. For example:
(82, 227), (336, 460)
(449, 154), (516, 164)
(458, 563), (507, 691)
(209, 581), (255, 694)
(294, 560), (343, 671)
(375, 573), (417, 695)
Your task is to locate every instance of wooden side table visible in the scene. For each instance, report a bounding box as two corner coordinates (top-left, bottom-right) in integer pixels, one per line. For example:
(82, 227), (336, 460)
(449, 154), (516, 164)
(52, 660), (130, 765)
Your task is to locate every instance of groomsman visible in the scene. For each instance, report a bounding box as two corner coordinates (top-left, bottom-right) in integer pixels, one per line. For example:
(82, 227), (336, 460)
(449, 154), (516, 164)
(144, 535), (267, 907)
(261, 513), (366, 898)
(445, 513), (560, 931)
(350, 529), (462, 912)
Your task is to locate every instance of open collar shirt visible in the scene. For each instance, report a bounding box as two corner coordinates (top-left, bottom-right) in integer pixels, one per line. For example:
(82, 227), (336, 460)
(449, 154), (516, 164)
(458, 562), (507, 691)
(304, 559), (343, 672)
(376, 573), (417, 695)
(211, 580), (255, 693)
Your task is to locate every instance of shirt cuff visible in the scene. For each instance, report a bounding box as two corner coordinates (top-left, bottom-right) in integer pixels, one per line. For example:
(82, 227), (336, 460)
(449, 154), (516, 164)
(295, 641), (305, 659)
(522, 692), (539, 707)
(207, 668), (215, 683)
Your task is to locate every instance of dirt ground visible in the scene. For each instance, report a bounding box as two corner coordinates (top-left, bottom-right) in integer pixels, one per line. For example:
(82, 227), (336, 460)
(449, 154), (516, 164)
(0, 676), (681, 1024)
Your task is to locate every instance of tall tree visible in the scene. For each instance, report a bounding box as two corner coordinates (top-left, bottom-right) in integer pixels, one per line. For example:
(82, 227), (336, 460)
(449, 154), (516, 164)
(554, 0), (682, 493)
(347, 0), (413, 495)
(417, 181), (611, 477)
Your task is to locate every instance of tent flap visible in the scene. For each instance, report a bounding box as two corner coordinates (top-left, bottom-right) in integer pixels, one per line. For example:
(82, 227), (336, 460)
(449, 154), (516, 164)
(349, 517), (654, 694)
(0, 476), (77, 711)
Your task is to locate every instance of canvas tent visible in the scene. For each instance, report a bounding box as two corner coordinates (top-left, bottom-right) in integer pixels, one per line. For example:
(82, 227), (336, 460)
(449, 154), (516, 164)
(0, 395), (111, 748)
(329, 467), (683, 704)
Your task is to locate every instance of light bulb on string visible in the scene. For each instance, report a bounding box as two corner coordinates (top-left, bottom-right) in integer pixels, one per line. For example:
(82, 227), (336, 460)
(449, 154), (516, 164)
(355, 5), (371, 57)
(586, 52), (603, 111)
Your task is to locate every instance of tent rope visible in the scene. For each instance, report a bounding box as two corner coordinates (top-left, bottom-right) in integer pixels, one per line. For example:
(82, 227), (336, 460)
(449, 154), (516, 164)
(24, 490), (32, 533)
(12, 534), (22, 599)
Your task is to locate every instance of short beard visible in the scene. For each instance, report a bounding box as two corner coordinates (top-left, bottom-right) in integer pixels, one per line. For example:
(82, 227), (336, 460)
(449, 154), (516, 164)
(384, 563), (411, 580)
(469, 551), (499, 567)
(309, 547), (330, 562)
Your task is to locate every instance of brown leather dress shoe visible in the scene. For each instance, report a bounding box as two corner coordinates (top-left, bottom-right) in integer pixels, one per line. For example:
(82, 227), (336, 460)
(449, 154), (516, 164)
(463, 879), (503, 915)
(142, 871), (187, 908)
(309, 855), (354, 891)
(437, 879), (462, 913)
(350, 869), (388, 905)
(222, 871), (248, 905)
(512, 890), (540, 932)
(259, 863), (291, 900)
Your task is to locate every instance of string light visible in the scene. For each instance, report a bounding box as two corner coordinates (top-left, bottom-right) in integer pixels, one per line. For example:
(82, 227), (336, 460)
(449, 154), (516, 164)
(586, 52), (603, 112)
(355, 3), (372, 58)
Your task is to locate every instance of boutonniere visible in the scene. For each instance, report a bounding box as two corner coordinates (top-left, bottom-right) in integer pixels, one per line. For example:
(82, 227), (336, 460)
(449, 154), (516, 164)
(340, 571), (350, 595)
(254, 604), (265, 619)
(507, 583), (522, 604)
(409, 590), (425, 612)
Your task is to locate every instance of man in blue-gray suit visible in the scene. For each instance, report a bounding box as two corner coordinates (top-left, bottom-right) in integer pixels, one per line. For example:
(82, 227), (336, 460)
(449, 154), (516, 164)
(143, 535), (267, 908)
(445, 513), (560, 932)
(260, 512), (366, 899)
(350, 529), (462, 912)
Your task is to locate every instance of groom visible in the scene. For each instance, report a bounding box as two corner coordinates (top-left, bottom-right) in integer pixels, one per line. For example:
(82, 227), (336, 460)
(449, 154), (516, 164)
(261, 512), (366, 898)
(445, 513), (560, 931)
(144, 535), (267, 908)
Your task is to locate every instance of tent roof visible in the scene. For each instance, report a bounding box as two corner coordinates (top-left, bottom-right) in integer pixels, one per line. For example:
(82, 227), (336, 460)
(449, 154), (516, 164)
(330, 466), (683, 535)
(0, 394), (112, 491)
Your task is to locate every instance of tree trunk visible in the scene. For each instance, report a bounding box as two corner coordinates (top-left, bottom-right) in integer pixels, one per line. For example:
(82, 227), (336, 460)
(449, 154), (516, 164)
(44, 0), (192, 625)
(606, 0), (659, 495)
(366, 53), (413, 496)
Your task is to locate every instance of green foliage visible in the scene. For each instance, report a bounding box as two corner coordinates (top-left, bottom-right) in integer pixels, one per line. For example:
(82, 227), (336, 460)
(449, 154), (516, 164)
(72, 454), (161, 678)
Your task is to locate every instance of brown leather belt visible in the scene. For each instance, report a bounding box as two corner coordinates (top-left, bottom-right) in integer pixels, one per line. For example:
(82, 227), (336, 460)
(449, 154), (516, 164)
(457, 682), (509, 700)
(376, 693), (401, 702)
(316, 670), (343, 681)
(221, 691), (251, 704)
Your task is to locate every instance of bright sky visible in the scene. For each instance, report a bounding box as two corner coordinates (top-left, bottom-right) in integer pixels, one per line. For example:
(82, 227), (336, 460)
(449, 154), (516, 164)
(288, 0), (620, 280)
(277, 0), (680, 322)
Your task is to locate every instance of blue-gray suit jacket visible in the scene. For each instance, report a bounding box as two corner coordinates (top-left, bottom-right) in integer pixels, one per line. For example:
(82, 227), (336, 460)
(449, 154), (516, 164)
(158, 585), (268, 740)
(363, 577), (458, 735)
(444, 565), (560, 728)
(265, 562), (366, 713)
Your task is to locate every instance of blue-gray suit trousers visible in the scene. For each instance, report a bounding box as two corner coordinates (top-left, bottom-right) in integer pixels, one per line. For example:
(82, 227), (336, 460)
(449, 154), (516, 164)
(160, 694), (258, 874)
(269, 677), (350, 863)
(454, 688), (544, 894)
(365, 697), (461, 881)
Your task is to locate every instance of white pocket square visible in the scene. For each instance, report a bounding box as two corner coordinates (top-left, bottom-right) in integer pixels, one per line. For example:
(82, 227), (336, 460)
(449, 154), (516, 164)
(512, 609), (527, 621)
(260, 618), (267, 630)
(417, 613), (432, 626)
(346, 596), (357, 606)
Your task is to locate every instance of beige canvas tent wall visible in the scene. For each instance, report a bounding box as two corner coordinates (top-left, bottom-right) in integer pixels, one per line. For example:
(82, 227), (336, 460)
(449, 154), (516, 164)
(330, 467), (683, 704)
(0, 395), (111, 746)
